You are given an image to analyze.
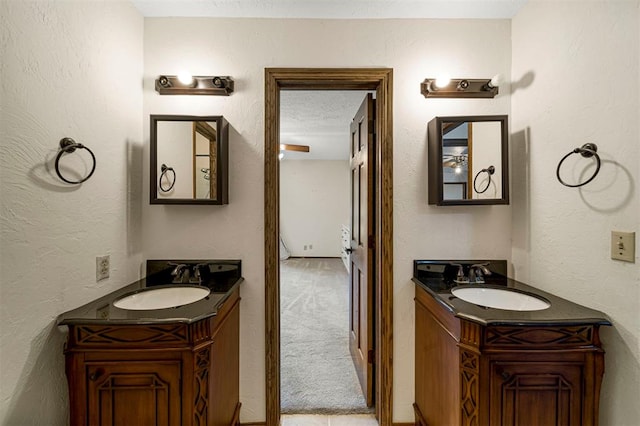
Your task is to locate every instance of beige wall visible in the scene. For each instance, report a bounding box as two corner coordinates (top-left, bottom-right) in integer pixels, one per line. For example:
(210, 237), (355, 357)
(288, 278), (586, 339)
(280, 160), (350, 257)
(143, 17), (513, 423)
(511, 1), (640, 424)
(3, 2), (637, 424)
(0, 1), (144, 423)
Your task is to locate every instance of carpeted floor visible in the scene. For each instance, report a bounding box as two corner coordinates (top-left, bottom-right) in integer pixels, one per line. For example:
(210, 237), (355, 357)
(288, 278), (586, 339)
(280, 257), (372, 414)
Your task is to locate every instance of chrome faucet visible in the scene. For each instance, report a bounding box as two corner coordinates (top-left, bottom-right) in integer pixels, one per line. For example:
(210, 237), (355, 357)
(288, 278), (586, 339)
(170, 263), (190, 283)
(192, 263), (208, 284)
(451, 263), (469, 284)
(450, 262), (492, 284)
(469, 263), (491, 284)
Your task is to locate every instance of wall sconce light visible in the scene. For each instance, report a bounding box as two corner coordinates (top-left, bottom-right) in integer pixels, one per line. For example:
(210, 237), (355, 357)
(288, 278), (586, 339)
(155, 75), (234, 95)
(421, 75), (499, 98)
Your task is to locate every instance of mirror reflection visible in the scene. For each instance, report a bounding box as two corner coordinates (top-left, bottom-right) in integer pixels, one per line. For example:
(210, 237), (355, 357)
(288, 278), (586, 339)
(150, 115), (229, 205)
(428, 115), (509, 206)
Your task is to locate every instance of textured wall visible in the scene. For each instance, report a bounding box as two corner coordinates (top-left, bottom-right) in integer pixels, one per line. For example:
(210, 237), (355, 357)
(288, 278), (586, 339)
(511, 1), (640, 424)
(143, 18), (512, 422)
(7, 4), (634, 424)
(280, 160), (350, 257)
(0, 1), (144, 423)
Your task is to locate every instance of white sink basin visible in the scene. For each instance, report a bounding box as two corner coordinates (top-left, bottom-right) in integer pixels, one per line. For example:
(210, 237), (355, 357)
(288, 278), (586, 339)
(113, 285), (210, 310)
(451, 286), (550, 311)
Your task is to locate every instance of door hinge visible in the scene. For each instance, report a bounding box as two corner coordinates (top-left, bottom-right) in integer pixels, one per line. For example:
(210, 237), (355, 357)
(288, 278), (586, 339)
(368, 349), (375, 364)
(368, 234), (375, 249)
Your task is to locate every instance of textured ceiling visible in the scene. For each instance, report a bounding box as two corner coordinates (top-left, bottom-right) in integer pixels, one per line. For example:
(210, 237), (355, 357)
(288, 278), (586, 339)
(280, 91), (372, 161)
(132, 0), (528, 19)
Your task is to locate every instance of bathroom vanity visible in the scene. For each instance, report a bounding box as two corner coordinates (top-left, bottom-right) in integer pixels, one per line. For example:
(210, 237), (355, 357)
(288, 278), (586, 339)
(413, 260), (610, 426)
(57, 260), (243, 426)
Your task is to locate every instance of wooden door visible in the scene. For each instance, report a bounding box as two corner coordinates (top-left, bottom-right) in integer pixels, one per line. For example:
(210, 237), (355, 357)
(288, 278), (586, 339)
(348, 93), (375, 407)
(86, 360), (182, 426)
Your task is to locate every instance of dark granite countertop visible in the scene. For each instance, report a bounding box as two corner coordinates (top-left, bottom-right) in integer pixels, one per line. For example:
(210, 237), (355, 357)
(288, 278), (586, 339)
(413, 260), (611, 327)
(57, 260), (243, 326)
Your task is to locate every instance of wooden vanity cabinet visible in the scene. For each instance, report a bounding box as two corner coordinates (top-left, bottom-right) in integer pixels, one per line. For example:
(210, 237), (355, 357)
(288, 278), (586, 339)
(64, 287), (240, 426)
(414, 284), (605, 426)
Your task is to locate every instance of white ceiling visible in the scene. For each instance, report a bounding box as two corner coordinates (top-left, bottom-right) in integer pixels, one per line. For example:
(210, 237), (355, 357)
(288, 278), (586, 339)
(132, 0), (527, 19)
(134, 0), (527, 160)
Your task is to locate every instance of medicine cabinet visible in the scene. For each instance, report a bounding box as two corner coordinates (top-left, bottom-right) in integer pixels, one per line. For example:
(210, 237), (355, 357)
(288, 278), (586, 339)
(428, 115), (509, 206)
(150, 115), (229, 205)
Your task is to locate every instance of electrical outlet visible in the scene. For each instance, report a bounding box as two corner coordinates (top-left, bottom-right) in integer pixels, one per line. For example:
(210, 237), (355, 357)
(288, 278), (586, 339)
(96, 255), (110, 281)
(611, 231), (635, 263)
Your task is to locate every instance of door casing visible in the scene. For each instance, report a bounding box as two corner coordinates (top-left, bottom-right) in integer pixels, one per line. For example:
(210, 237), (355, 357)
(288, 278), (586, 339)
(264, 68), (393, 426)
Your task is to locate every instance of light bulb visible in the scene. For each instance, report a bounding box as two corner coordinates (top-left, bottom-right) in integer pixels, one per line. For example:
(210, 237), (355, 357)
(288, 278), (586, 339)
(489, 74), (501, 88)
(434, 75), (451, 89)
(177, 71), (194, 85)
(278, 152), (284, 160)
(454, 165), (462, 174)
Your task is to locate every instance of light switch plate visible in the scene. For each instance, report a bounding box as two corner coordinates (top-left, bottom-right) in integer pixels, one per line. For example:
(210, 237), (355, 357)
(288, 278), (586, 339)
(611, 231), (635, 263)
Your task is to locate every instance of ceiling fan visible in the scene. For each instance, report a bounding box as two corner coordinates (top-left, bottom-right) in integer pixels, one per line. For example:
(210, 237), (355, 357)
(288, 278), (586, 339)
(280, 143), (309, 153)
(279, 143), (310, 160)
(443, 154), (468, 174)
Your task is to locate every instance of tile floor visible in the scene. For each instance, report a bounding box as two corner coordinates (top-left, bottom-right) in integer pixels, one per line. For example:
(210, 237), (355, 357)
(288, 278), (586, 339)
(281, 414), (378, 426)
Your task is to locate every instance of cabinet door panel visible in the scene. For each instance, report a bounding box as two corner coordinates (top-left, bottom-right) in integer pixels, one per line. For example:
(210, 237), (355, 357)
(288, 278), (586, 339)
(490, 361), (583, 426)
(87, 361), (181, 426)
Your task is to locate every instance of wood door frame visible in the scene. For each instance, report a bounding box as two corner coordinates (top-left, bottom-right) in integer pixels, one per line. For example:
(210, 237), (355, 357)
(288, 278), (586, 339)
(264, 68), (393, 426)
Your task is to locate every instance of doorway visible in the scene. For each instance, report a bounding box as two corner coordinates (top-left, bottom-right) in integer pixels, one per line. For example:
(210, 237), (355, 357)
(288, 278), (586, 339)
(264, 68), (393, 426)
(279, 90), (375, 414)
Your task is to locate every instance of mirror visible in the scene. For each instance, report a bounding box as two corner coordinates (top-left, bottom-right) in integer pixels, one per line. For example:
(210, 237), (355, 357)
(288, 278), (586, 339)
(150, 115), (229, 205)
(428, 115), (509, 205)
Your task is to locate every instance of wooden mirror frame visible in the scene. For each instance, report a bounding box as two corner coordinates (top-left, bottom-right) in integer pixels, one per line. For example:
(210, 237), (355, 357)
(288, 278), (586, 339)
(264, 68), (394, 426)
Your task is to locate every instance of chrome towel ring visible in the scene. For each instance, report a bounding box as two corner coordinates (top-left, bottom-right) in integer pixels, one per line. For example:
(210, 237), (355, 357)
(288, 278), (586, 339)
(159, 164), (176, 192)
(556, 143), (601, 188)
(55, 137), (96, 184)
(473, 165), (495, 194)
